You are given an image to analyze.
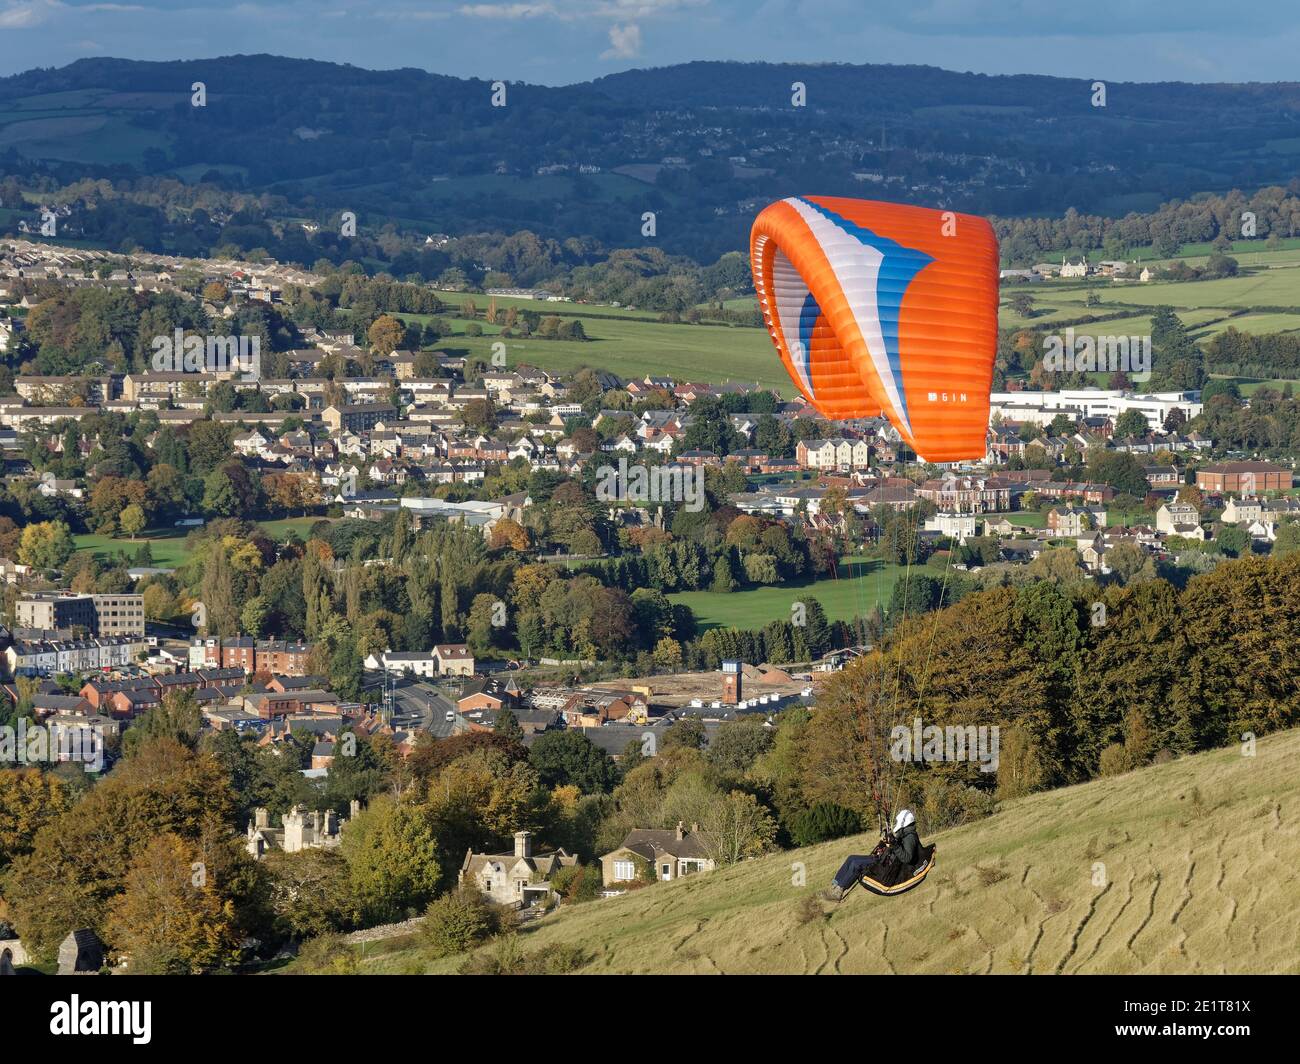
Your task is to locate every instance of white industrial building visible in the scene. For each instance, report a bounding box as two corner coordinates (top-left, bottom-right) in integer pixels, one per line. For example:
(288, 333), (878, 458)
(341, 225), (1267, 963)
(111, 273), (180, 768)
(988, 389), (1202, 431)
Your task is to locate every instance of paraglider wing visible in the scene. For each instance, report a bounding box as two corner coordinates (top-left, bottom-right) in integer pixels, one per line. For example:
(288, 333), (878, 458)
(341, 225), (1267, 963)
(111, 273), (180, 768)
(752, 213), (883, 420)
(750, 196), (998, 461)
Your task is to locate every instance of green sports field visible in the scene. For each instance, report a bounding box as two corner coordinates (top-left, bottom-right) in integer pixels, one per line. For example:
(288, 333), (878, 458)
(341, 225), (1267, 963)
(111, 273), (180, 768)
(668, 555), (908, 631)
(75, 517), (327, 568)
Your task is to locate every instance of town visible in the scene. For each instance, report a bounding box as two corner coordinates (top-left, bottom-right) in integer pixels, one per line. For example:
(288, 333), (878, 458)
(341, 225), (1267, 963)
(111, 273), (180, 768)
(0, 25), (1298, 990)
(0, 220), (1295, 976)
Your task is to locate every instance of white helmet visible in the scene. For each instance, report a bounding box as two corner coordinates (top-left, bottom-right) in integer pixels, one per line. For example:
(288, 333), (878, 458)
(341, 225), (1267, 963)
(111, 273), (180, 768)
(893, 809), (915, 833)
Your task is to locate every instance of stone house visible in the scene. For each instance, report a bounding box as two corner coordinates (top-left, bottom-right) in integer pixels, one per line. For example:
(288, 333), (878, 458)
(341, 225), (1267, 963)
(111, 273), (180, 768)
(245, 801), (358, 858)
(600, 822), (716, 886)
(459, 831), (578, 908)
(432, 643), (475, 676)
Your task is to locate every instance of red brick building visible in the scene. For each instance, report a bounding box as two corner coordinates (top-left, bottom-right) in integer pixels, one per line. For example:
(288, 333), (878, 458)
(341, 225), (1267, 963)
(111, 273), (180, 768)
(1195, 461), (1291, 494)
(190, 637), (314, 676)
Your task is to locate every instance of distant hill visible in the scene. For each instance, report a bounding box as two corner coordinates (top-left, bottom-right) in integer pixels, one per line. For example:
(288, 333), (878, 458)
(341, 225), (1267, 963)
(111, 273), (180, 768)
(4, 56), (1300, 259)
(351, 727), (1300, 975)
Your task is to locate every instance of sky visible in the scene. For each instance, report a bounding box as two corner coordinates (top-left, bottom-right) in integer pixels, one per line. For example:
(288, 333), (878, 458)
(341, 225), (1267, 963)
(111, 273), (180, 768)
(1, 0), (1299, 85)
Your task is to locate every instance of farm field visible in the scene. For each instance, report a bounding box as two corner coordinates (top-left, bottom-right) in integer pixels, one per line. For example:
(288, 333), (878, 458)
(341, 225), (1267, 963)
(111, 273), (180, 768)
(987, 511), (1045, 528)
(393, 310), (788, 393)
(0, 90), (171, 165)
(428, 289), (666, 321)
(1209, 374), (1300, 396)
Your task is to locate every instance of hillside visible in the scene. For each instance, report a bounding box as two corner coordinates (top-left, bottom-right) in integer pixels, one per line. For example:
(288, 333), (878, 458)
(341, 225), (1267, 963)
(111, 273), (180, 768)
(358, 728), (1300, 975)
(6, 56), (1300, 258)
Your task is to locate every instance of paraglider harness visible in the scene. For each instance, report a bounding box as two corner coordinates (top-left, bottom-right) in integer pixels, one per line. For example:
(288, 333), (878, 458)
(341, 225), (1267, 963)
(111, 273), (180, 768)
(856, 764), (936, 897)
(854, 827), (936, 898)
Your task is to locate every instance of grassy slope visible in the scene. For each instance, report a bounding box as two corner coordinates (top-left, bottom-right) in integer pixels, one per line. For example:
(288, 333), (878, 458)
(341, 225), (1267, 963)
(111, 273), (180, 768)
(369, 727), (1300, 974)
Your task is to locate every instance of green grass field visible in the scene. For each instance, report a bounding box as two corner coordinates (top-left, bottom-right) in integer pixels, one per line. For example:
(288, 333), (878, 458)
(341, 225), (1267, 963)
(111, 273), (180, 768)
(1209, 374), (1300, 396)
(668, 556), (905, 630)
(428, 289), (664, 321)
(320, 724), (1300, 974)
(395, 310), (788, 392)
(75, 529), (194, 568)
(987, 511), (1045, 528)
(75, 517), (328, 568)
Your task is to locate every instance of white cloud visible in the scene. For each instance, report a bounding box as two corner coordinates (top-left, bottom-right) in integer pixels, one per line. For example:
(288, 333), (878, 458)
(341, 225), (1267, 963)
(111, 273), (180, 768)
(0, 0), (57, 28)
(458, 0), (701, 21)
(601, 22), (641, 59)
(459, 2), (557, 17)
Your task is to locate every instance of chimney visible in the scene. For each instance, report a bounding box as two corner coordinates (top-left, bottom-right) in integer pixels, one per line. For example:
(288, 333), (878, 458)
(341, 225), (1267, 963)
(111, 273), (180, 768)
(283, 806), (304, 853)
(690, 822), (699, 834)
(675, 821), (685, 841)
(349, 799), (360, 820)
(254, 807), (268, 829)
(514, 830), (532, 859)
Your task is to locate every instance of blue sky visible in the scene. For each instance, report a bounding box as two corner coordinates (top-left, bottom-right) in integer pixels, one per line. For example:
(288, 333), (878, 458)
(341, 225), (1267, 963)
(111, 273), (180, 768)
(1, 1), (1297, 85)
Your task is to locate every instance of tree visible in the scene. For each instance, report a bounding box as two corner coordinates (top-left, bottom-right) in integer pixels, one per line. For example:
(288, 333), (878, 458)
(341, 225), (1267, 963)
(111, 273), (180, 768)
(240, 595), (271, 637)
(3, 739), (236, 960)
(425, 749), (543, 860)
(18, 520), (75, 570)
(494, 709), (525, 744)
(367, 314), (405, 356)
(119, 503), (147, 541)
(529, 730), (616, 794)
(262, 848), (360, 938)
(106, 833), (243, 974)
(1216, 525), (1251, 558)
(339, 797), (442, 924)
(1104, 541), (1151, 583)
(706, 718), (774, 775)
(677, 396), (738, 456)
(652, 636), (684, 671)
(123, 690), (203, 756)
(421, 887), (501, 958)
(710, 552), (737, 592)
(789, 802), (862, 847)
(690, 789), (778, 865)
(1273, 520), (1300, 557)
(200, 545), (240, 637)
(1085, 450), (1149, 497)
(1113, 409), (1149, 439)
(663, 717), (707, 751)
(0, 771), (68, 872)
(489, 517), (530, 551)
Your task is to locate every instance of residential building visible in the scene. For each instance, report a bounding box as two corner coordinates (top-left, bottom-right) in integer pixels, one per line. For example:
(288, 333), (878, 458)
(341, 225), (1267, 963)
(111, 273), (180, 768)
(600, 823), (716, 885)
(459, 831), (578, 908)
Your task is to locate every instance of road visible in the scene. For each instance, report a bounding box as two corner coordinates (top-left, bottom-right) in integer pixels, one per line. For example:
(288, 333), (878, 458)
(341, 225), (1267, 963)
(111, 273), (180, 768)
(372, 674), (460, 737)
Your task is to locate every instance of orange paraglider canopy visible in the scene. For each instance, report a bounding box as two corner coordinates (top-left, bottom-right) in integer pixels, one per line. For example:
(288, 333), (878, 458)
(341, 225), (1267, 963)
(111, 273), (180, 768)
(751, 196), (999, 462)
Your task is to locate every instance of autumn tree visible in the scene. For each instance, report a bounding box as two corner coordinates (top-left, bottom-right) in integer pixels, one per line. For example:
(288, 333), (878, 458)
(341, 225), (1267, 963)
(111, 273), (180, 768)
(120, 503), (147, 541)
(0, 771), (68, 872)
(18, 520), (75, 570)
(3, 739), (236, 960)
(367, 314), (405, 357)
(107, 833), (243, 974)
